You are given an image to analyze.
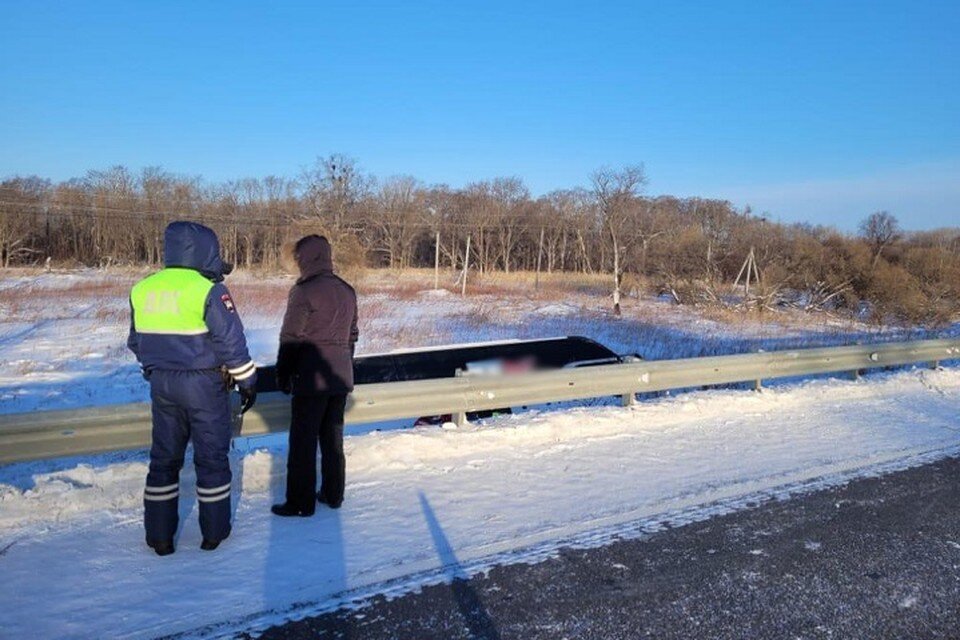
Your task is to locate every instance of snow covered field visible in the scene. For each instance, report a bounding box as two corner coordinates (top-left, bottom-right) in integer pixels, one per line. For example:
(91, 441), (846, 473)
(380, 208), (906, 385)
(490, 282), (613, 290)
(0, 268), (951, 415)
(1, 368), (958, 639)
(1, 269), (958, 639)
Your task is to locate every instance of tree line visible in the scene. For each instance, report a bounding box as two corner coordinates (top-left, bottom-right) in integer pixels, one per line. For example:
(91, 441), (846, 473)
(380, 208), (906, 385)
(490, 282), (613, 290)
(1, 155), (958, 324)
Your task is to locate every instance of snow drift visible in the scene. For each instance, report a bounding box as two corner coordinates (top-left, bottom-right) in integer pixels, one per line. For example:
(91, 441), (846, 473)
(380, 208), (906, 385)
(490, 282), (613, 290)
(1, 367), (958, 639)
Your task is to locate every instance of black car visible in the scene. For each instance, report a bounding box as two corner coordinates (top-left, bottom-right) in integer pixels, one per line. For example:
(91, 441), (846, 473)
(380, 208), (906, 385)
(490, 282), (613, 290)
(253, 336), (640, 424)
(255, 335), (638, 393)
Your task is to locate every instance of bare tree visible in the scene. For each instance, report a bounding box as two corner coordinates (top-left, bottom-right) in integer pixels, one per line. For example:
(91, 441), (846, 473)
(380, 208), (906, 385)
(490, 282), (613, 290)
(859, 210), (901, 267)
(590, 164), (648, 314)
(301, 154), (371, 232)
(543, 189), (596, 273)
(634, 196), (670, 275)
(2, 157), (958, 326)
(490, 177), (530, 273)
(422, 185), (461, 270)
(689, 197), (736, 282)
(373, 176), (425, 268)
(462, 182), (497, 274)
(0, 177), (47, 267)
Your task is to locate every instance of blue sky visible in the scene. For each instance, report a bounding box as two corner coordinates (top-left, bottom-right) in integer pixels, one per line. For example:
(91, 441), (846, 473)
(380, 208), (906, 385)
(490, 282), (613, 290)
(1, 1), (958, 230)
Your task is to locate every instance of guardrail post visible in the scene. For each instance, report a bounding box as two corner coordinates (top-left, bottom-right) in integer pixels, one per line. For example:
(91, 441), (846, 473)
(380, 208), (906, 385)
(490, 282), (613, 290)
(850, 369), (861, 381)
(930, 360), (941, 370)
(621, 392), (637, 407)
(753, 349), (764, 391)
(451, 368), (470, 427)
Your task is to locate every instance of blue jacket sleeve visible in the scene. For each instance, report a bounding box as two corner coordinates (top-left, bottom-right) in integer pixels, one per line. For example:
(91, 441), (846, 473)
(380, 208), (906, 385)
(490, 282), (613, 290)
(127, 298), (141, 362)
(350, 293), (359, 357)
(204, 283), (257, 388)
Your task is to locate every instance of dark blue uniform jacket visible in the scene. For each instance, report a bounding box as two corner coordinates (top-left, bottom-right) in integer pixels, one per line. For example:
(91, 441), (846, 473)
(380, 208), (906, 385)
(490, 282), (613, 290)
(128, 222), (256, 386)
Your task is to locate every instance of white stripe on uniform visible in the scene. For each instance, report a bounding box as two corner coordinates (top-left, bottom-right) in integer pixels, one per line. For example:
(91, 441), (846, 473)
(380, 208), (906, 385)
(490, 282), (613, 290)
(197, 490), (230, 503)
(196, 483), (231, 495)
(145, 483), (179, 493)
(227, 361), (255, 375)
(144, 490), (179, 501)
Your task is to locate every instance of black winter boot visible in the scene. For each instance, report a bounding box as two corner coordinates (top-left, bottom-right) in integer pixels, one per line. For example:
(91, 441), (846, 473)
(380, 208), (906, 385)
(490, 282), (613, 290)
(201, 531), (229, 551)
(271, 502), (315, 517)
(147, 539), (175, 556)
(317, 491), (342, 509)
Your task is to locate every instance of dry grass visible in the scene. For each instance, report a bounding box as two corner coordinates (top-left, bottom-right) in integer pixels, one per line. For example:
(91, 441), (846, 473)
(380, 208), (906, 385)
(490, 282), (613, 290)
(250, 267), (881, 337)
(353, 269), (613, 303)
(357, 297), (388, 320)
(0, 267), (923, 344)
(93, 306), (127, 322)
(228, 280), (292, 319)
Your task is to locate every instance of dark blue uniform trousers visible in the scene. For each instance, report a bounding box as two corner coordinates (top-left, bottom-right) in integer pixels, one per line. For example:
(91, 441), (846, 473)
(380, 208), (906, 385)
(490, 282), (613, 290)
(144, 370), (232, 544)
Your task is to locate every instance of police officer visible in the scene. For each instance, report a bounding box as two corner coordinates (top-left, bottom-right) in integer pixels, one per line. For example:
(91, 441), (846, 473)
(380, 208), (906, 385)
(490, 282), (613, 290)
(128, 221), (257, 556)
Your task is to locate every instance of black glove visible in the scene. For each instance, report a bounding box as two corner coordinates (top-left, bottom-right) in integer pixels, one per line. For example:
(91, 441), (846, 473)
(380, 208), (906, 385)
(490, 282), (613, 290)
(239, 385), (257, 414)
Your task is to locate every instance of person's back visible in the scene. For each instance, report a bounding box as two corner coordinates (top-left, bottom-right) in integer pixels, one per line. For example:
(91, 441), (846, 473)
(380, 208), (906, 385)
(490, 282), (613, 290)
(128, 221), (257, 555)
(131, 267), (233, 370)
(277, 235), (358, 395)
(273, 235), (358, 517)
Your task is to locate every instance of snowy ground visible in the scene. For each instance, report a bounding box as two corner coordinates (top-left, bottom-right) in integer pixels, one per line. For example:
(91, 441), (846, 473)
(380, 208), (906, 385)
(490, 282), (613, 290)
(1, 368), (959, 639)
(1, 269), (958, 639)
(0, 268), (952, 415)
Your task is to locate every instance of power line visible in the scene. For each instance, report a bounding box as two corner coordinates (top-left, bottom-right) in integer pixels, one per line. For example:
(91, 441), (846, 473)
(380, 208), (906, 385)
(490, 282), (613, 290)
(0, 200), (575, 232)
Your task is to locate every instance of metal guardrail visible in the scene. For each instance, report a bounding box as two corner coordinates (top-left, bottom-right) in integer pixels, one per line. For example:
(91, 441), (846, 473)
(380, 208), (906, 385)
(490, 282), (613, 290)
(1, 339), (957, 465)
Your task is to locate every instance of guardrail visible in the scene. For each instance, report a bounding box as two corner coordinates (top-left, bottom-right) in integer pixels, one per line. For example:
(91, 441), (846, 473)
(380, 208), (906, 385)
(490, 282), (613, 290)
(1, 339), (957, 465)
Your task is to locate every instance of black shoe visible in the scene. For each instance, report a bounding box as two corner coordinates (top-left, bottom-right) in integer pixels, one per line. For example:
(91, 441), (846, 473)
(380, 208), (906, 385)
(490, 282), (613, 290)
(147, 539), (175, 556)
(201, 532), (229, 551)
(271, 502), (315, 517)
(317, 492), (342, 510)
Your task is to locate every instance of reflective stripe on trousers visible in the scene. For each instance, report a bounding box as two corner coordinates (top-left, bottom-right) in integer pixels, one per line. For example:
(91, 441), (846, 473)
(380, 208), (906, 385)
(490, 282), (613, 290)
(144, 369), (233, 543)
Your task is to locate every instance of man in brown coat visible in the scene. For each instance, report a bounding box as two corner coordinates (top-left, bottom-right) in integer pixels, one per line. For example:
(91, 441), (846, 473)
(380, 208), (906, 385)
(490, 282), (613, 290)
(271, 235), (358, 517)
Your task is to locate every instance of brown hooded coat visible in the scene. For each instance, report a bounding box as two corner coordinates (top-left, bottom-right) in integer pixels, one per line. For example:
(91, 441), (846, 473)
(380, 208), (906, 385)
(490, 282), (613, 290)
(276, 236), (359, 395)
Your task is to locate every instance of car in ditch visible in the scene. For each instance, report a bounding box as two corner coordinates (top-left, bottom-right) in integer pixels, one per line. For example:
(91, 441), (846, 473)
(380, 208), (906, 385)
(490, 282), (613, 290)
(254, 336), (641, 424)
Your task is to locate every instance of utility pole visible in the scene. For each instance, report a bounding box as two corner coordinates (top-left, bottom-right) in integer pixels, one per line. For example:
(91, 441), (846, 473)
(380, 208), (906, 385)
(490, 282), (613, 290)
(461, 235), (471, 297)
(434, 231), (440, 290)
(612, 243), (621, 316)
(535, 227), (545, 291)
(733, 247), (762, 303)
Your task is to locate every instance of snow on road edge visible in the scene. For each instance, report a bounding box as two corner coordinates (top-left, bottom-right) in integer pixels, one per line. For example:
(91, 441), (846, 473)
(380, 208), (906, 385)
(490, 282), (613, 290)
(212, 443), (960, 640)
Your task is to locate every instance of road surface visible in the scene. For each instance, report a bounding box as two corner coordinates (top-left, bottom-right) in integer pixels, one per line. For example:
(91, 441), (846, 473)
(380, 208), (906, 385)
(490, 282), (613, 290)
(251, 456), (960, 640)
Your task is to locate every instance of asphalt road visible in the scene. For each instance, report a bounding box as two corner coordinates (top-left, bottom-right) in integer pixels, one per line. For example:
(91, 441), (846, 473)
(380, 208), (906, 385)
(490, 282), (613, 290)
(251, 456), (960, 639)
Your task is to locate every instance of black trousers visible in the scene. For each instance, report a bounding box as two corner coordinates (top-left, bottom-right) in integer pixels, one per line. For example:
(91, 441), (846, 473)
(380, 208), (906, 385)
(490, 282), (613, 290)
(285, 394), (347, 510)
